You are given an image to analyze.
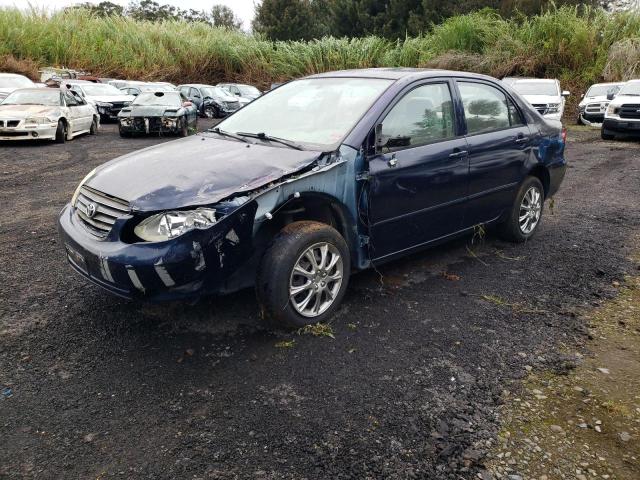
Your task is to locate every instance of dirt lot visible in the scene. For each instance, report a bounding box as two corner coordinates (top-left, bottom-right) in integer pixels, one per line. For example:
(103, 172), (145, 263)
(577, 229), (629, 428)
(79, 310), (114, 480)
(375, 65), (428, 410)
(1, 122), (639, 479)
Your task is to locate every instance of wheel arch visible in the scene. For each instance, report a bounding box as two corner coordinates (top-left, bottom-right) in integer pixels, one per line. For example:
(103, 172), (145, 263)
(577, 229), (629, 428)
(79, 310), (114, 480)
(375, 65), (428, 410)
(528, 164), (550, 199)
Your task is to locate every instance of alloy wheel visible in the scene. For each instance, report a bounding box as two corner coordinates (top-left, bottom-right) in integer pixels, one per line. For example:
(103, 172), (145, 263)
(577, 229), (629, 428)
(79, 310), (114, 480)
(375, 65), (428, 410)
(289, 242), (343, 318)
(519, 186), (542, 234)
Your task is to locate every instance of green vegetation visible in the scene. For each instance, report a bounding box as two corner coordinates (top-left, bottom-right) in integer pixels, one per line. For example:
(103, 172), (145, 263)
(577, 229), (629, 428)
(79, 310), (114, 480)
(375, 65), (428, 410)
(0, 6), (639, 92)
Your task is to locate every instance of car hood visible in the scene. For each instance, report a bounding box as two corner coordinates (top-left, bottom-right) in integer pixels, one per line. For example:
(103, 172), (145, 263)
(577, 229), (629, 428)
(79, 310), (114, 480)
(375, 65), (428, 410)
(579, 94), (609, 106)
(87, 94), (135, 103)
(86, 134), (323, 211)
(608, 95), (640, 107)
(0, 104), (59, 118)
(119, 105), (182, 117)
(520, 94), (561, 104)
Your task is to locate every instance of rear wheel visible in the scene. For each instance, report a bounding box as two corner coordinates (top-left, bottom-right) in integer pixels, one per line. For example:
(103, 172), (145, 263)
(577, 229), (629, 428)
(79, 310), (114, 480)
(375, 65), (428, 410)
(601, 128), (615, 140)
(203, 105), (216, 118)
(256, 221), (351, 329)
(54, 120), (66, 144)
(498, 176), (544, 243)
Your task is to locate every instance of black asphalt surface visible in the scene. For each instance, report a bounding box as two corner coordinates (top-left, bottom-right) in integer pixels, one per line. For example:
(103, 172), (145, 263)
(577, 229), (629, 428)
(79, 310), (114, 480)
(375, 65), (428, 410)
(1, 122), (639, 479)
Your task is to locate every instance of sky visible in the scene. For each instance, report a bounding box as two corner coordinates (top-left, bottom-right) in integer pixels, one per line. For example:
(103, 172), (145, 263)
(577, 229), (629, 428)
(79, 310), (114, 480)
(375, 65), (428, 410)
(0, 0), (257, 29)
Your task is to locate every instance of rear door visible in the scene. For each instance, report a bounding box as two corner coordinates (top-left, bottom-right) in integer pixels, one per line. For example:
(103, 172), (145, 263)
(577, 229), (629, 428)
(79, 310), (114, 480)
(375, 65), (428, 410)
(455, 80), (531, 226)
(368, 80), (470, 260)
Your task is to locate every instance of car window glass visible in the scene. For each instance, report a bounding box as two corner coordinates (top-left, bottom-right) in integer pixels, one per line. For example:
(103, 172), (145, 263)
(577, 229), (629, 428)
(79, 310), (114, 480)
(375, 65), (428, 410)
(65, 92), (79, 106)
(508, 98), (524, 126)
(380, 82), (455, 151)
(458, 82), (511, 134)
(190, 88), (201, 98)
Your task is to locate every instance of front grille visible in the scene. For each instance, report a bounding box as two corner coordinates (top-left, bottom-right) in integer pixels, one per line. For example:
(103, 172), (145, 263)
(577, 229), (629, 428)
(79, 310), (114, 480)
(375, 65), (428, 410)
(75, 185), (129, 236)
(532, 104), (548, 115)
(585, 103), (604, 113)
(132, 117), (162, 132)
(0, 119), (20, 128)
(0, 131), (28, 137)
(619, 103), (640, 119)
(108, 102), (129, 116)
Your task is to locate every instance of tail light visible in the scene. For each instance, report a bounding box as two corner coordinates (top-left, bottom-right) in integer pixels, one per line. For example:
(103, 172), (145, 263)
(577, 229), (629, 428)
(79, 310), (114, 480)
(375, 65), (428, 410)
(561, 127), (567, 143)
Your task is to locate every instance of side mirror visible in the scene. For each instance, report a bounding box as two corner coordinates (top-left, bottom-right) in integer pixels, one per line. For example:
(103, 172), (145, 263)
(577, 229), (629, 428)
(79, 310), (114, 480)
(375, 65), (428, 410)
(607, 92), (615, 101)
(562, 90), (570, 97)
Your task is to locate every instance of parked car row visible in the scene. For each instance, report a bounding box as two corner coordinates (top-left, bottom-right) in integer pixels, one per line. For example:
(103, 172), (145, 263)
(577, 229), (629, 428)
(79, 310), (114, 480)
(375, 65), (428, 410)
(502, 77), (570, 121)
(0, 72), (264, 142)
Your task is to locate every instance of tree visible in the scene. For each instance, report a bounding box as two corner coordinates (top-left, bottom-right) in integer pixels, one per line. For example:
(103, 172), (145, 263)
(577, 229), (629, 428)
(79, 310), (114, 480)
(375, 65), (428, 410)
(210, 5), (243, 29)
(253, 0), (325, 40)
(73, 1), (124, 16)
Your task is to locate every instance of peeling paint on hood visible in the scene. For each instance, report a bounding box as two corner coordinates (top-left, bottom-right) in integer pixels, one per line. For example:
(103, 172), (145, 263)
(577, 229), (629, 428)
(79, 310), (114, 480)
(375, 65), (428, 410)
(0, 104), (60, 118)
(86, 134), (324, 211)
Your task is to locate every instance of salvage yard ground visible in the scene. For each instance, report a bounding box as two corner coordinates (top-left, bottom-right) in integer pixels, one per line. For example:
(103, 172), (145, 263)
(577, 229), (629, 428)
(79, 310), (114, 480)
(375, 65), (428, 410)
(0, 122), (639, 479)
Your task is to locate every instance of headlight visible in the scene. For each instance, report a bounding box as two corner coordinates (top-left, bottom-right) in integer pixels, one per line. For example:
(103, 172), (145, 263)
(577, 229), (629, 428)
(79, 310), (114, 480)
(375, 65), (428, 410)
(162, 117), (178, 127)
(25, 117), (53, 125)
(134, 208), (217, 242)
(606, 105), (619, 116)
(95, 101), (112, 107)
(119, 117), (132, 125)
(546, 103), (560, 113)
(71, 168), (97, 205)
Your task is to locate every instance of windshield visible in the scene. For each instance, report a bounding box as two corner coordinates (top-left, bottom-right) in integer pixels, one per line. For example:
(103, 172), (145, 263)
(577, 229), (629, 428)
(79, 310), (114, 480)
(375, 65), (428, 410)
(238, 85), (260, 96)
(2, 90), (60, 106)
(215, 78), (392, 150)
(201, 87), (228, 98)
(618, 82), (640, 96)
(586, 84), (621, 97)
(78, 84), (124, 96)
(139, 84), (173, 92)
(0, 76), (34, 89)
(132, 92), (182, 107)
(512, 81), (559, 96)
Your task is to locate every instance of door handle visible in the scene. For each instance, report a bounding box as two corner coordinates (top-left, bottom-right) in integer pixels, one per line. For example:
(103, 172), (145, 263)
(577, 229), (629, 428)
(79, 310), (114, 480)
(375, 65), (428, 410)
(387, 153), (397, 167)
(515, 135), (528, 144)
(449, 150), (468, 159)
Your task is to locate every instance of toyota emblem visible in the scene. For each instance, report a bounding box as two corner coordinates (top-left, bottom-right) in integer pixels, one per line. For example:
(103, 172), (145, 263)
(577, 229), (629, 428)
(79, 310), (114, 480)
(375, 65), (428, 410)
(86, 202), (97, 218)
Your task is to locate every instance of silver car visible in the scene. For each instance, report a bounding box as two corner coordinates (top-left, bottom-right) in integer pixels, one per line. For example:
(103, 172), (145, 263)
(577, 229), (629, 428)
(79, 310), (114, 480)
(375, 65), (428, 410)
(0, 88), (98, 142)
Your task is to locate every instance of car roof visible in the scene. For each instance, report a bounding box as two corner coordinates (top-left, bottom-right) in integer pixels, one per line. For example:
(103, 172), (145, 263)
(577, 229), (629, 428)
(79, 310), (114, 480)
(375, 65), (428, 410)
(0, 72), (30, 78)
(307, 68), (500, 83)
(512, 78), (558, 83)
(8, 88), (59, 93)
(179, 83), (215, 88)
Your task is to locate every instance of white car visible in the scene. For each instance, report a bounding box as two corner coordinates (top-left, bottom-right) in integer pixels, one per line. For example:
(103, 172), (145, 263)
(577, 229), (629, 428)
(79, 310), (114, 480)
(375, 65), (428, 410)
(509, 78), (570, 121)
(0, 73), (36, 102)
(577, 82), (623, 125)
(602, 79), (640, 140)
(0, 88), (98, 142)
(64, 81), (134, 121)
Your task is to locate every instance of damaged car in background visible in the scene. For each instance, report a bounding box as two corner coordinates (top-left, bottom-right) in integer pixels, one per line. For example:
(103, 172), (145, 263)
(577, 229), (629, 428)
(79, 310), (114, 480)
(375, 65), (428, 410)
(64, 80), (135, 122)
(118, 91), (197, 137)
(0, 88), (98, 142)
(58, 69), (566, 328)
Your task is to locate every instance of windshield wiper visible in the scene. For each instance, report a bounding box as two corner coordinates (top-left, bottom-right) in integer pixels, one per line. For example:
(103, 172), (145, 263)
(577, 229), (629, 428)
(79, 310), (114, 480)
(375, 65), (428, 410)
(236, 132), (304, 150)
(208, 127), (253, 144)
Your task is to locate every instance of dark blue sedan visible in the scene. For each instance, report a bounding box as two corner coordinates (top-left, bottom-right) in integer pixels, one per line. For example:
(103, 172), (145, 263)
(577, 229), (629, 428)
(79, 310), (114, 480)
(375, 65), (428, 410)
(58, 68), (566, 328)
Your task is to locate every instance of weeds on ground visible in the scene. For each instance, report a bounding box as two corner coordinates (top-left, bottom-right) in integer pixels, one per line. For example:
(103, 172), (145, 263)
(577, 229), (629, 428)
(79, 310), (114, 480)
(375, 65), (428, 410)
(298, 323), (335, 339)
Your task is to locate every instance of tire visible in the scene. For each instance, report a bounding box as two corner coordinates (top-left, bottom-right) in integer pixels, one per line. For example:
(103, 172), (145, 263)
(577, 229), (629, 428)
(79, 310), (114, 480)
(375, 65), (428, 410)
(498, 176), (544, 243)
(576, 115), (583, 126)
(118, 125), (131, 138)
(179, 117), (189, 137)
(256, 221), (351, 329)
(54, 120), (66, 144)
(89, 117), (98, 135)
(203, 105), (216, 119)
(601, 129), (615, 140)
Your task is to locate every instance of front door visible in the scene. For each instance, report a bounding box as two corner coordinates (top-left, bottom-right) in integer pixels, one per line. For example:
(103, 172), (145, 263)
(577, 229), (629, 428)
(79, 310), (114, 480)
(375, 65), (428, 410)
(368, 81), (470, 261)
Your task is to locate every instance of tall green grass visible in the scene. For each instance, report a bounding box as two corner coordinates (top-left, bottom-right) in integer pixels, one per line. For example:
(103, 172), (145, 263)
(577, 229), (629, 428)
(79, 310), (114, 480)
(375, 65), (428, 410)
(1, 6), (639, 91)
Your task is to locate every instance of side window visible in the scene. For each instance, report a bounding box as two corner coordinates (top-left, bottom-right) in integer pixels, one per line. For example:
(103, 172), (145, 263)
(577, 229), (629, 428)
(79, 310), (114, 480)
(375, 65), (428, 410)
(190, 88), (201, 99)
(64, 91), (79, 106)
(380, 82), (455, 152)
(508, 98), (524, 126)
(458, 82), (511, 135)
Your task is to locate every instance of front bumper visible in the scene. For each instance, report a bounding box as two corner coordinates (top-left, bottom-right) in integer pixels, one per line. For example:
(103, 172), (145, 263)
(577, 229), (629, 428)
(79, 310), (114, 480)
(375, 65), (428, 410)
(57, 201), (258, 301)
(0, 122), (57, 141)
(580, 112), (605, 124)
(602, 118), (640, 135)
(119, 116), (181, 135)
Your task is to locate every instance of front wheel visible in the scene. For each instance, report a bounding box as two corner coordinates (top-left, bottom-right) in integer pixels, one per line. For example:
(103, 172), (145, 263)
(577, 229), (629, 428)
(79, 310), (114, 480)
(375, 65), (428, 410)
(498, 176), (544, 243)
(601, 129), (615, 141)
(256, 221), (351, 328)
(89, 117), (98, 135)
(54, 120), (66, 144)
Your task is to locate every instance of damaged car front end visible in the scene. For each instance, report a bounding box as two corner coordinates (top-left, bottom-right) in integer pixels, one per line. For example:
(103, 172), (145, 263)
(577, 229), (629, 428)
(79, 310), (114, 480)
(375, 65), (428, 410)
(117, 91), (197, 137)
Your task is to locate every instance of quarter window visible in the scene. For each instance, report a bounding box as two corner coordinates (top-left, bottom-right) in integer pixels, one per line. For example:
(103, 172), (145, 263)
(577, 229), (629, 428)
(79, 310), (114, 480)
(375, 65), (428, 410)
(380, 83), (455, 151)
(458, 82), (513, 134)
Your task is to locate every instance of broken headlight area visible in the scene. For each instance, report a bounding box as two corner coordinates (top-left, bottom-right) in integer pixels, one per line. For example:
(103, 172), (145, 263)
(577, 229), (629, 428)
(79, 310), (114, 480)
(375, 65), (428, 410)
(95, 102), (113, 114)
(134, 208), (218, 242)
(161, 117), (178, 128)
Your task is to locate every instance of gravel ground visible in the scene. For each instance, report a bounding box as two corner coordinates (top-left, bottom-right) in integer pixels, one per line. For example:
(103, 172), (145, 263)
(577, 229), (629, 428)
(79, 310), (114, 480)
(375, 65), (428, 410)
(1, 123), (639, 479)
